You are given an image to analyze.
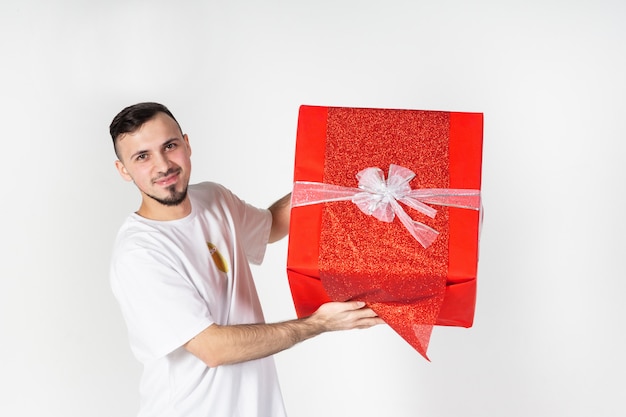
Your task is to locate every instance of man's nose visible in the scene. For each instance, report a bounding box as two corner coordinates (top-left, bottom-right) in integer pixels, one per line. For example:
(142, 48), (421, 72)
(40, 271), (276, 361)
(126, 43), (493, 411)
(154, 152), (172, 172)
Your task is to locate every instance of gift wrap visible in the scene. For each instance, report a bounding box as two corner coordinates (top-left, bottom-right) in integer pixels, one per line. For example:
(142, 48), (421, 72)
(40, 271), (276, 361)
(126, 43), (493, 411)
(286, 105), (483, 359)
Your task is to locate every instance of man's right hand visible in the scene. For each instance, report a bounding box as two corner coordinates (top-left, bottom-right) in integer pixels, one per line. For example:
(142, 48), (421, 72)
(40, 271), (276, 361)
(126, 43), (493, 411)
(308, 301), (385, 332)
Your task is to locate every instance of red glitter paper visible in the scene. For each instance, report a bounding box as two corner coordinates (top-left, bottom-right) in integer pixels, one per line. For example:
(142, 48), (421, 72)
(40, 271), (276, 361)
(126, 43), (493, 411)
(287, 105), (483, 359)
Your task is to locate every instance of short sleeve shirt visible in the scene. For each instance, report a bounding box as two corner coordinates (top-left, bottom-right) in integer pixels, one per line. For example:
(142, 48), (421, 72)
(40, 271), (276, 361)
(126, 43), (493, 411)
(110, 182), (287, 417)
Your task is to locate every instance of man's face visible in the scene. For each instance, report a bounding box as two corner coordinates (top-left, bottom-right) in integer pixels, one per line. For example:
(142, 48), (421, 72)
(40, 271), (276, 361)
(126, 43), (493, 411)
(115, 112), (192, 209)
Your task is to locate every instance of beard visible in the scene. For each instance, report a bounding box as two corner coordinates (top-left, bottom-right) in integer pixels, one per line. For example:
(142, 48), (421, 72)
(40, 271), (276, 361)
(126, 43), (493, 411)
(143, 167), (189, 206)
(145, 184), (188, 206)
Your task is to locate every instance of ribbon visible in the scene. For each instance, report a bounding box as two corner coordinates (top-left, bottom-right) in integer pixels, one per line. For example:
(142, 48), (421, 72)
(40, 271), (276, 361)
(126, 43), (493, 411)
(292, 164), (481, 248)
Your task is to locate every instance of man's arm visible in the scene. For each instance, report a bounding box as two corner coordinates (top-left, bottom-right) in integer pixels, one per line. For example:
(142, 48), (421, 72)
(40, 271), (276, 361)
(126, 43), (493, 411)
(267, 193), (291, 243)
(184, 301), (383, 368)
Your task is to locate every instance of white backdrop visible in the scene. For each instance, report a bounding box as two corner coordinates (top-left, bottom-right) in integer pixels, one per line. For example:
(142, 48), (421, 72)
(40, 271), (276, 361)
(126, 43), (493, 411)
(1, 1), (624, 416)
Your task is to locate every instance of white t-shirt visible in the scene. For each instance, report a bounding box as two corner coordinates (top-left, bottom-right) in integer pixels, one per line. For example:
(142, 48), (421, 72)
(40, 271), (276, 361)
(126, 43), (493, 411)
(110, 182), (287, 417)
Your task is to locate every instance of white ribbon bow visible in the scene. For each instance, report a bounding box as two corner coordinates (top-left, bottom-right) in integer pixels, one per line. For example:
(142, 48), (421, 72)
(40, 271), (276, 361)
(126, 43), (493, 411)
(292, 164), (481, 248)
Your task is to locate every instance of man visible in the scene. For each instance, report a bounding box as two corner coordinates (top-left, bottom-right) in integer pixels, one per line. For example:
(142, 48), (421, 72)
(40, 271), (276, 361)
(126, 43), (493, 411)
(109, 102), (383, 417)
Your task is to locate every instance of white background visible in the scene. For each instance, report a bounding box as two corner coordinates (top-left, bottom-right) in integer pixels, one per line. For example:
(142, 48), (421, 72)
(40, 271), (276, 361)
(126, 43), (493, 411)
(1, 1), (624, 416)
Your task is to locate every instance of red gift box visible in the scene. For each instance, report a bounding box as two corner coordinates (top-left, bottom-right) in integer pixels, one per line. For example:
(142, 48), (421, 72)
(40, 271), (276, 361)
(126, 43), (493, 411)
(286, 105), (483, 359)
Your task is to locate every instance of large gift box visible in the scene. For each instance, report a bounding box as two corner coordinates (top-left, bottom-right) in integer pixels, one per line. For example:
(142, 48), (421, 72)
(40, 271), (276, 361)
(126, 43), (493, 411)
(286, 105), (483, 359)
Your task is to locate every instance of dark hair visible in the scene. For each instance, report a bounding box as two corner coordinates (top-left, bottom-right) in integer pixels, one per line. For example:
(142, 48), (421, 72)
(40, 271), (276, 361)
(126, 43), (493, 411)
(109, 102), (182, 158)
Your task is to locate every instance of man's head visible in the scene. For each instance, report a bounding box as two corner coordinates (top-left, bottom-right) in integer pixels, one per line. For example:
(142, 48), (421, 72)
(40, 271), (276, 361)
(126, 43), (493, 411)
(111, 102), (193, 219)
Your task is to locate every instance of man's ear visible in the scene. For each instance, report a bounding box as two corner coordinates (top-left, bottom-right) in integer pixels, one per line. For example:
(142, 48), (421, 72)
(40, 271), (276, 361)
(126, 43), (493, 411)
(184, 133), (192, 156)
(115, 160), (133, 182)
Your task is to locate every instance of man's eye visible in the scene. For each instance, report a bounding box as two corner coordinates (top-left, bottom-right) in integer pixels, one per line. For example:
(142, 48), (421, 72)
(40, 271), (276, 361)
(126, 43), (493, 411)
(136, 154), (148, 161)
(165, 143), (177, 150)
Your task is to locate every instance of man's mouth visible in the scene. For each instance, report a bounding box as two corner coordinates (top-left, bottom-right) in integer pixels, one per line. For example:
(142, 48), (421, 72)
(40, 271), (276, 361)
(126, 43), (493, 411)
(154, 169), (181, 186)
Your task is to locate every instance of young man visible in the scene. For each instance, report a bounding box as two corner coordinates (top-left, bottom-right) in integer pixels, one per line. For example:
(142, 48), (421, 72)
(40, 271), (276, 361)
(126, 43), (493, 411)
(109, 102), (382, 417)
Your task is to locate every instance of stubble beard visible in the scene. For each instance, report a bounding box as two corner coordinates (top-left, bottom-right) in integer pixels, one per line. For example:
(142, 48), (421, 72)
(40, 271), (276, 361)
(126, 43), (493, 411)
(146, 185), (188, 206)
(145, 167), (188, 206)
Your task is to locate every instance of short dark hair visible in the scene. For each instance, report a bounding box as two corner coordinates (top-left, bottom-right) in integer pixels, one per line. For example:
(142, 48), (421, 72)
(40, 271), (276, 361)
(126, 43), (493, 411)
(109, 102), (182, 158)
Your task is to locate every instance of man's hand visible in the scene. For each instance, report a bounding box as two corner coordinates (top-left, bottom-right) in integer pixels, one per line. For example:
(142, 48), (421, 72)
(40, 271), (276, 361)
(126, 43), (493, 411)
(307, 301), (385, 331)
